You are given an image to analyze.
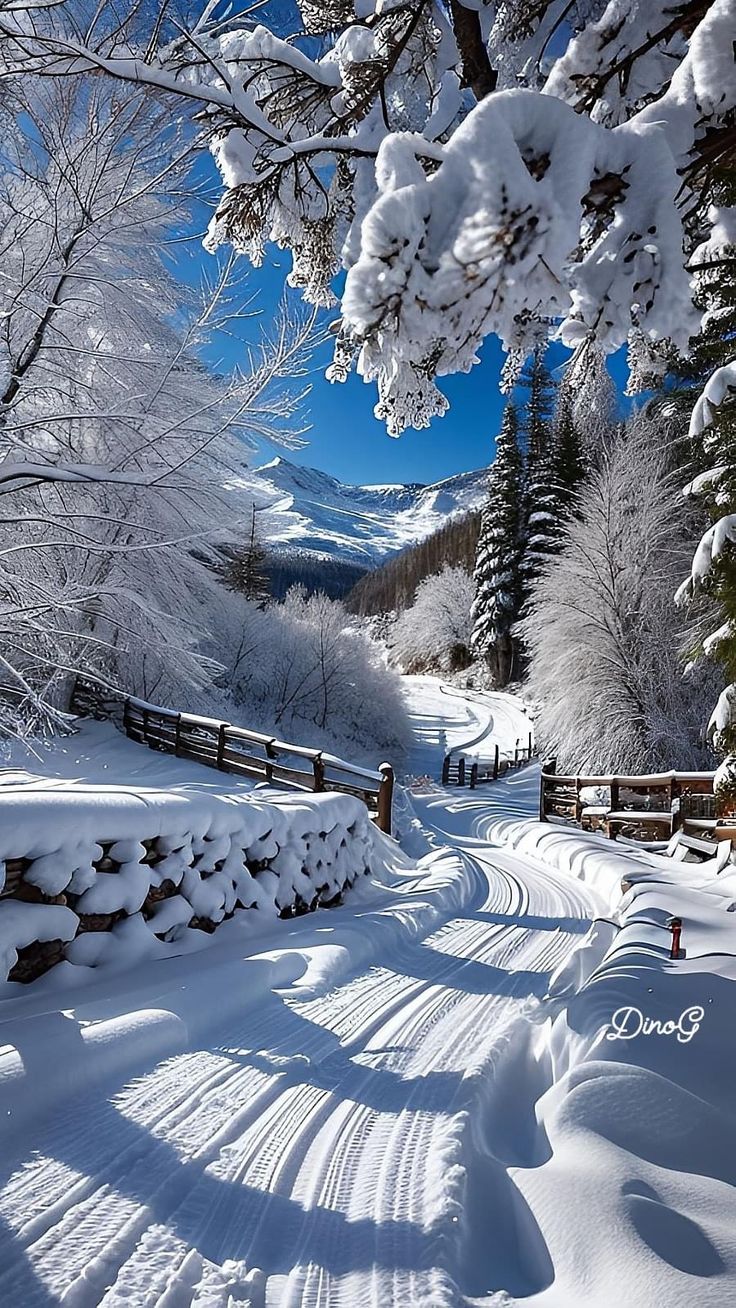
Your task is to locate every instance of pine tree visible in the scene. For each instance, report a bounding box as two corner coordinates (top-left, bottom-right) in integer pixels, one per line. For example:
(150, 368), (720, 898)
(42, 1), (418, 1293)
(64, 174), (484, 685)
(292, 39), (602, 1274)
(553, 375), (588, 503)
(222, 505), (271, 606)
(518, 348), (560, 607)
(471, 402), (524, 685)
(657, 166), (736, 754)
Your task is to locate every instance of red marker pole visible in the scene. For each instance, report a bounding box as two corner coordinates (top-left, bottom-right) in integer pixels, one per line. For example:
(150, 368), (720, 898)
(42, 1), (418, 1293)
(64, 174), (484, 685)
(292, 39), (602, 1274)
(669, 917), (683, 959)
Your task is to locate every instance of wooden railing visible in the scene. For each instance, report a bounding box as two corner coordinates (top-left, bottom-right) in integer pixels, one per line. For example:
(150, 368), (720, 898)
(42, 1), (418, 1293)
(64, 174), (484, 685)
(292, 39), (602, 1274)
(539, 761), (717, 843)
(71, 682), (394, 834)
(442, 734), (535, 788)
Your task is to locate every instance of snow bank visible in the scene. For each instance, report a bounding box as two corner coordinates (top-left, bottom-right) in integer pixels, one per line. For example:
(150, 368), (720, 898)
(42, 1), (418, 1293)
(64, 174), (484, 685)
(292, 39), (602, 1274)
(517, 846), (736, 1305)
(485, 813), (736, 1305)
(0, 781), (388, 988)
(484, 816), (631, 909)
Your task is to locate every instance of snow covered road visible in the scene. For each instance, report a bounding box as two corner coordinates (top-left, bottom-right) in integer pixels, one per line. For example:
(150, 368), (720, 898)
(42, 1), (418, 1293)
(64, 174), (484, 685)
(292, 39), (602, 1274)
(0, 836), (599, 1307)
(12, 680), (732, 1302)
(0, 680), (629, 1306)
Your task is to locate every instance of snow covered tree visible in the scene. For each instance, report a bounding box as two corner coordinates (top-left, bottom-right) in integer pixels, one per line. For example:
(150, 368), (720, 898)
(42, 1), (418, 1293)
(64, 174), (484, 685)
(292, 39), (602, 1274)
(662, 186), (736, 760)
(522, 414), (720, 773)
(391, 565), (474, 674)
(471, 401), (523, 685)
(518, 349), (561, 604)
(0, 73), (314, 735)
(222, 587), (411, 762)
(552, 376), (588, 503)
(6, 0), (731, 434)
(5, 0), (736, 744)
(221, 506), (271, 606)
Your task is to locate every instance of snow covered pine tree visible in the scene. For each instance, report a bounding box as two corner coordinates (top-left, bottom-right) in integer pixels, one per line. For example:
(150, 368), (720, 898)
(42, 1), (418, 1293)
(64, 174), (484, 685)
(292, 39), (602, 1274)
(221, 506), (272, 607)
(518, 348), (560, 610)
(552, 375), (588, 505)
(471, 402), (523, 686)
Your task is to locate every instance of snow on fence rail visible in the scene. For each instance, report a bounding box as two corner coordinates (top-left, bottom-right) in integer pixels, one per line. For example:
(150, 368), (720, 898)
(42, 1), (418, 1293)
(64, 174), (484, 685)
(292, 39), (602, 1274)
(0, 784), (382, 987)
(539, 762), (721, 844)
(72, 683), (394, 835)
(442, 734), (535, 788)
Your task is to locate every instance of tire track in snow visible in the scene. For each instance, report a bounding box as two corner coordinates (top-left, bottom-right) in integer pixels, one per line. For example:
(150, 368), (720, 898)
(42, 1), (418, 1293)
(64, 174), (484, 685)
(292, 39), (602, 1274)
(0, 688), (598, 1307)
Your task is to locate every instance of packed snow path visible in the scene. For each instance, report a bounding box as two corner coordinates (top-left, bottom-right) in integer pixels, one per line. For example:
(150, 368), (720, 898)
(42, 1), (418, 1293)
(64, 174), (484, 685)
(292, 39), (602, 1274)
(0, 680), (605, 1307)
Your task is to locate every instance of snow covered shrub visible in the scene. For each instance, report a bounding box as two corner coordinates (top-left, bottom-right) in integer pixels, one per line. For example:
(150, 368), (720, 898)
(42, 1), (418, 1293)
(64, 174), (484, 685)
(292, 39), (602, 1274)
(522, 416), (721, 774)
(221, 588), (410, 764)
(390, 566), (474, 674)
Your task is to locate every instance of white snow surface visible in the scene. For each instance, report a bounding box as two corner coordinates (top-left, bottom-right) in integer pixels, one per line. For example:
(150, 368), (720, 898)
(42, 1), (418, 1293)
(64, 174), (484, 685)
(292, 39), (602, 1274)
(0, 682), (734, 1305)
(229, 455), (487, 565)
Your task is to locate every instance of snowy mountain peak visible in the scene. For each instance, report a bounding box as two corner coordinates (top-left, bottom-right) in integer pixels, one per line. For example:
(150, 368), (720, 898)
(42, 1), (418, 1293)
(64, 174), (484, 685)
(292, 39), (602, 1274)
(233, 457), (488, 565)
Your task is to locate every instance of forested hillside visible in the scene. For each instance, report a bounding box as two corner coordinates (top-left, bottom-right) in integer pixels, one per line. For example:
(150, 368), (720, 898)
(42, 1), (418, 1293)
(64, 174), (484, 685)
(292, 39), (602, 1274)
(265, 551), (369, 601)
(345, 511), (481, 615)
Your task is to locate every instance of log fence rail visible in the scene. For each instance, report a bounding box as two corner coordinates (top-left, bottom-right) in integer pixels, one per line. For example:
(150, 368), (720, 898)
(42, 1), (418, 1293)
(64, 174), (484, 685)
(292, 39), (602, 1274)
(71, 684), (394, 834)
(539, 761), (725, 846)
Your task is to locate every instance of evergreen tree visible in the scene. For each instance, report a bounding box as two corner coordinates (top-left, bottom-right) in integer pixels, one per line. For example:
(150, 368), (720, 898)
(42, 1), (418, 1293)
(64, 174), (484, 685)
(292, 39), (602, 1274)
(471, 402), (524, 685)
(222, 505), (271, 606)
(657, 168), (736, 755)
(518, 348), (560, 606)
(552, 375), (588, 503)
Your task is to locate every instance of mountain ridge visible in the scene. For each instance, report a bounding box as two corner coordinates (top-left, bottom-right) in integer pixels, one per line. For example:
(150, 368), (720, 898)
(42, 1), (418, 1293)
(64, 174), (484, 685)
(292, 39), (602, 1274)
(230, 456), (488, 566)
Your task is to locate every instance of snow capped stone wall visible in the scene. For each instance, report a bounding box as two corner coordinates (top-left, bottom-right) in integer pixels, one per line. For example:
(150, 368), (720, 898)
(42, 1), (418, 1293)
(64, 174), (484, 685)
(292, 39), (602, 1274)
(0, 788), (379, 984)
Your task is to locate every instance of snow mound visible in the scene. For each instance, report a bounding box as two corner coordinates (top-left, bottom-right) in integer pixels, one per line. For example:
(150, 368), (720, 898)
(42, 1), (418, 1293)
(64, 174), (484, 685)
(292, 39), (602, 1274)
(0, 780), (389, 989)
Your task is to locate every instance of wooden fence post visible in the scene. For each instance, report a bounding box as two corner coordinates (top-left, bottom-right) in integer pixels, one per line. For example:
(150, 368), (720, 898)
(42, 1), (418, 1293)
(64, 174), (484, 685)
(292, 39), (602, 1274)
(539, 758), (556, 821)
(608, 777), (620, 838)
(313, 753), (325, 793)
(458, 757), (466, 787)
(216, 722), (227, 770)
(670, 774), (682, 833)
(470, 762), (478, 790)
(493, 744), (499, 781)
(174, 713), (182, 758)
(528, 731), (533, 758)
(265, 739), (276, 785)
(442, 755), (450, 785)
(574, 777), (583, 824)
(123, 698), (132, 739)
(377, 763), (394, 834)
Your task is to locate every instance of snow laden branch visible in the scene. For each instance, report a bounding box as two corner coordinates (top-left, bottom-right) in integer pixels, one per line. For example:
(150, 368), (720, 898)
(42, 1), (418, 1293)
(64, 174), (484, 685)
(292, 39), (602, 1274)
(2, 1), (733, 432)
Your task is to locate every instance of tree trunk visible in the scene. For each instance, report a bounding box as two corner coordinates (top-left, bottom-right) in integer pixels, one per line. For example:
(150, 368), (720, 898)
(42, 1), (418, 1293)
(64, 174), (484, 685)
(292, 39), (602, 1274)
(448, 1), (497, 101)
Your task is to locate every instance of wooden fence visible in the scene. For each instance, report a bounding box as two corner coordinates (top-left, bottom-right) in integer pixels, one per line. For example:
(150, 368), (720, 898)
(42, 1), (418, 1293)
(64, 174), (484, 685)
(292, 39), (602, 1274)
(442, 734), (535, 788)
(71, 684), (394, 834)
(539, 761), (721, 845)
